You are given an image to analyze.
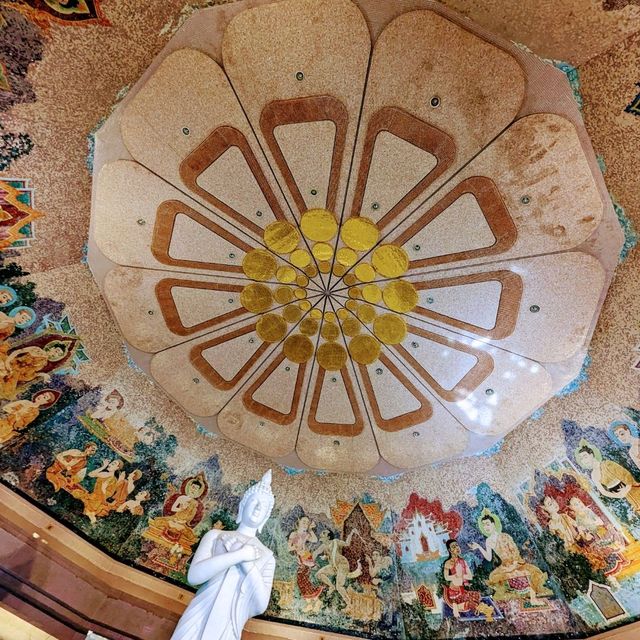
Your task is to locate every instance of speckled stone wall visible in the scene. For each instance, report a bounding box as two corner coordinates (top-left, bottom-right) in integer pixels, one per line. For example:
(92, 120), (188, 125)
(1, 1), (639, 638)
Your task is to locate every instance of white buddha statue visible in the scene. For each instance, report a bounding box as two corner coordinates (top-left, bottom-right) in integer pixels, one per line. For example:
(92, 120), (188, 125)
(171, 470), (276, 640)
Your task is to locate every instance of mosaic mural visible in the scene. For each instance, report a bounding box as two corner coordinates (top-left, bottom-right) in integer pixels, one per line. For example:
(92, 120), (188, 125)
(1, 0), (640, 639)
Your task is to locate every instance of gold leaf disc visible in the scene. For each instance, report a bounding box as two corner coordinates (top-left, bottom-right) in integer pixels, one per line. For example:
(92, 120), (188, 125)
(373, 313), (407, 345)
(348, 335), (381, 365)
(317, 342), (347, 371)
(300, 209), (338, 242)
(371, 245), (409, 278)
(263, 221), (300, 254)
(242, 249), (277, 281)
(383, 280), (418, 313)
(283, 334), (314, 363)
(256, 313), (287, 342)
(340, 217), (379, 251)
(240, 283), (273, 313)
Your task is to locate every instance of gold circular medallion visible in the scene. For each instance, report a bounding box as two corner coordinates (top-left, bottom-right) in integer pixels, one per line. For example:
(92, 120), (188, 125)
(305, 264), (318, 278)
(333, 264), (347, 277)
(312, 242), (334, 261)
(349, 334), (381, 365)
(371, 245), (409, 278)
(274, 286), (294, 304)
(348, 287), (361, 299)
(362, 283), (382, 304)
(357, 303), (376, 324)
(294, 287), (307, 300)
(336, 247), (358, 267)
(242, 249), (277, 281)
(340, 217), (380, 251)
(373, 313), (407, 344)
(298, 300), (312, 312)
(283, 334), (314, 363)
(263, 221), (300, 254)
(300, 317), (319, 336)
(317, 342), (347, 371)
(296, 273), (309, 287)
(257, 314), (287, 342)
(337, 308), (349, 321)
(240, 283), (273, 313)
(324, 311), (337, 323)
(318, 260), (332, 273)
(300, 209), (338, 242)
(354, 262), (376, 283)
(283, 304), (303, 323)
(343, 274), (357, 287)
(321, 321), (340, 341)
(341, 316), (361, 337)
(310, 308), (323, 320)
(345, 299), (359, 312)
(383, 280), (418, 313)
(276, 265), (297, 283)
(290, 248), (311, 268)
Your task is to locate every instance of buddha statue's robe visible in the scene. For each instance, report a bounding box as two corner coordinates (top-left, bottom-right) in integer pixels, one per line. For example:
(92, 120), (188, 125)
(171, 529), (275, 640)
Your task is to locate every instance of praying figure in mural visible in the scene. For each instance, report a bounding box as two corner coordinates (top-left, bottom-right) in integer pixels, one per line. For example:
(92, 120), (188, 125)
(609, 421), (640, 470)
(0, 336), (76, 400)
(313, 527), (363, 608)
(0, 306), (36, 342)
(541, 496), (581, 549)
(80, 389), (137, 461)
(470, 510), (553, 606)
(144, 473), (208, 562)
(46, 442), (98, 494)
(568, 496), (607, 537)
(0, 388), (59, 445)
(170, 470), (275, 640)
(575, 440), (640, 514)
(116, 489), (150, 516)
(442, 539), (482, 618)
(78, 458), (140, 524)
(287, 516), (324, 613)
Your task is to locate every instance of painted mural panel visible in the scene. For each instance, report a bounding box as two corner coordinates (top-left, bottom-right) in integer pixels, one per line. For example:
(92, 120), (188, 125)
(394, 485), (577, 639)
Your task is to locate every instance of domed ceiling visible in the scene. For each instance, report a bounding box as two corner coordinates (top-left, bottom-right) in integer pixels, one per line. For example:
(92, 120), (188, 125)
(90, 0), (621, 473)
(2, 0), (640, 639)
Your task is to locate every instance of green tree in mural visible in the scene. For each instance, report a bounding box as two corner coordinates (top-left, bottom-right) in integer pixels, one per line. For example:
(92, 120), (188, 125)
(536, 530), (606, 600)
(0, 260), (37, 309)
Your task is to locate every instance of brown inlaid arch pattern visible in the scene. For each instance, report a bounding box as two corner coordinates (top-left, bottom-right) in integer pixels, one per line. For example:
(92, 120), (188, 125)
(358, 353), (432, 433)
(350, 106), (456, 230)
(414, 270), (523, 339)
(242, 353), (307, 425)
(155, 278), (246, 337)
(396, 326), (494, 402)
(190, 323), (269, 391)
(395, 176), (517, 269)
(179, 125), (286, 236)
(260, 96), (349, 214)
(308, 367), (365, 437)
(151, 200), (252, 273)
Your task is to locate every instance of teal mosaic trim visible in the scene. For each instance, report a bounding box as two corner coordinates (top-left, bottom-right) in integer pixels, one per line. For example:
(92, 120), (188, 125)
(556, 354), (592, 397)
(612, 197), (638, 263)
(374, 472), (405, 484)
(552, 61), (583, 111)
(195, 423), (218, 439)
(281, 465), (306, 476)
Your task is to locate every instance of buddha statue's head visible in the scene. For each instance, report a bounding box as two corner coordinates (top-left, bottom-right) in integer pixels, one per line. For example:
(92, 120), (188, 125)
(236, 469), (274, 533)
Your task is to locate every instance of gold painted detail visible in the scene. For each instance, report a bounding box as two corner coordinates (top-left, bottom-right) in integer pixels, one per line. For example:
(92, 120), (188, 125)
(238, 208), (417, 372)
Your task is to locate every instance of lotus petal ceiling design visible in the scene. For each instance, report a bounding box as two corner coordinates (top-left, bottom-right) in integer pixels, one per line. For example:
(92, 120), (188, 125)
(90, 0), (619, 473)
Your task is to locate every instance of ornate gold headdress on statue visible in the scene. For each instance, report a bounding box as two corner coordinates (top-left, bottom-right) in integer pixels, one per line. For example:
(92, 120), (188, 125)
(236, 469), (275, 531)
